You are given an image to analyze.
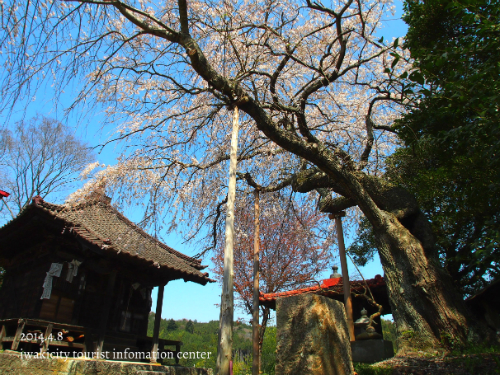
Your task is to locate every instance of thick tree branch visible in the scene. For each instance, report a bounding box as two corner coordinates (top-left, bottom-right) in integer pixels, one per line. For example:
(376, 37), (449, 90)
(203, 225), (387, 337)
(318, 196), (355, 214)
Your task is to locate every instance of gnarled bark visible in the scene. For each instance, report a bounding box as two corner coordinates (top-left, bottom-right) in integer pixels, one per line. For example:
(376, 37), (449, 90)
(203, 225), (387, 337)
(6, 0), (496, 353)
(289, 167), (493, 350)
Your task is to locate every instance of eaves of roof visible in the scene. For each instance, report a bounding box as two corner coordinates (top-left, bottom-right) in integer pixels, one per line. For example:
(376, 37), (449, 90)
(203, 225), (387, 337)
(259, 275), (386, 307)
(0, 196), (213, 285)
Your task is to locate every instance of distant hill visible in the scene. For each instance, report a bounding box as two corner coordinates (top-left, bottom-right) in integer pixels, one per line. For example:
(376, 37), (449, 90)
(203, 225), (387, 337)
(147, 314), (276, 374)
(147, 314), (255, 369)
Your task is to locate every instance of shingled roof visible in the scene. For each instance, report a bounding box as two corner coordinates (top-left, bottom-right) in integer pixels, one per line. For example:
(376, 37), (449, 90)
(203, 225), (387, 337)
(0, 194), (212, 285)
(259, 274), (390, 312)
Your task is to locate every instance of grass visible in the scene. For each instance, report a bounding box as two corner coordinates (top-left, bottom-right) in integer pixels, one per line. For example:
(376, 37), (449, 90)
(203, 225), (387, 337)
(447, 344), (500, 375)
(354, 363), (393, 375)
(354, 343), (500, 375)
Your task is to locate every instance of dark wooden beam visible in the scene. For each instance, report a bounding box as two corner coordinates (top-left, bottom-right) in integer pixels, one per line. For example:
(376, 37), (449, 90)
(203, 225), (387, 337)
(41, 323), (53, 353)
(11, 319), (26, 350)
(96, 270), (117, 357)
(84, 328), (94, 354)
(0, 324), (6, 348)
(175, 343), (181, 365)
(150, 283), (166, 363)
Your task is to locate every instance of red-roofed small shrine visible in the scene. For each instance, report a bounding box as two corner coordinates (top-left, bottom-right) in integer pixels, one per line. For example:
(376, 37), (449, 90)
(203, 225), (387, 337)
(260, 275), (391, 337)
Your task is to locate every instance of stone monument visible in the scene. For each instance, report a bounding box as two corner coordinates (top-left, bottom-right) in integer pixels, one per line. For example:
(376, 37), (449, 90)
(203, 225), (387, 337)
(275, 294), (354, 375)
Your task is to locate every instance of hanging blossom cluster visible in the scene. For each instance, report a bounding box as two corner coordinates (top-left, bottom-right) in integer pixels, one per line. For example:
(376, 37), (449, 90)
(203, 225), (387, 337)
(1, 0), (413, 250)
(211, 191), (334, 314)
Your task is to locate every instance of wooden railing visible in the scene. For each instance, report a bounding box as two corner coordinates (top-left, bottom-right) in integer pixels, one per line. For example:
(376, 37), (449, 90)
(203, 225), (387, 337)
(0, 318), (182, 364)
(0, 318), (86, 353)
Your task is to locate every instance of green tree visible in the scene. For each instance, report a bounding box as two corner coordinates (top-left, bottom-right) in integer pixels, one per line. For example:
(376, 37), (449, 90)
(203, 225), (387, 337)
(350, 134), (500, 297)
(347, 0), (500, 348)
(260, 326), (277, 375)
(2, 0), (495, 351)
(385, 138), (500, 296)
(381, 319), (398, 353)
(347, 218), (378, 268)
(185, 319), (195, 334)
(400, 0), (500, 183)
(393, 0), (500, 295)
(403, 0), (500, 125)
(167, 319), (178, 332)
(351, 0), (500, 294)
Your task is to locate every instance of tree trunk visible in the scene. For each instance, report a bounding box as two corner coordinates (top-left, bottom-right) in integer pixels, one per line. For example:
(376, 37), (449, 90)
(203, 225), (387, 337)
(258, 305), (270, 372)
(171, 32), (495, 350)
(361, 180), (494, 351)
(291, 169), (494, 351)
(374, 212), (469, 351)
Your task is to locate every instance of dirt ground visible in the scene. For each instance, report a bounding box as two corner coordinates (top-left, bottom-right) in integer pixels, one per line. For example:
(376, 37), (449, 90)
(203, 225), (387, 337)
(369, 352), (500, 375)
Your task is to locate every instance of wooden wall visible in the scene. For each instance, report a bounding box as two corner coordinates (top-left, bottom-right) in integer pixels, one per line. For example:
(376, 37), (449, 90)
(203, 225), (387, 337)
(0, 242), (153, 338)
(0, 253), (49, 319)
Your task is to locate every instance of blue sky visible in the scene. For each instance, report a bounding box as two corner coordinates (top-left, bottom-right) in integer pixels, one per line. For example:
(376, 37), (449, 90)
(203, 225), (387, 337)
(1, 0), (408, 323)
(130, 2), (409, 323)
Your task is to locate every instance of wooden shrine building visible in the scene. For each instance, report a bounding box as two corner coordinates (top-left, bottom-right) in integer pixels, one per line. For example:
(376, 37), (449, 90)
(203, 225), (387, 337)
(259, 274), (391, 337)
(0, 193), (212, 362)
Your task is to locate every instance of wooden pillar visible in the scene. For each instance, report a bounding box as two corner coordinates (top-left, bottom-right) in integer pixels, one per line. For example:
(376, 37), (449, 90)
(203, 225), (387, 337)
(331, 211), (355, 341)
(175, 343), (181, 365)
(84, 328), (94, 354)
(252, 190), (260, 375)
(41, 323), (53, 353)
(97, 270), (117, 357)
(150, 283), (166, 363)
(11, 319), (25, 350)
(0, 324), (6, 345)
(217, 105), (239, 375)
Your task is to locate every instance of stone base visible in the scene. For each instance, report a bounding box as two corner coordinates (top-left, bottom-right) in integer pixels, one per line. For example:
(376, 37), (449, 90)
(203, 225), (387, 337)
(351, 339), (394, 363)
(0, 352), (213, 375)
(275, 294), (354, 375)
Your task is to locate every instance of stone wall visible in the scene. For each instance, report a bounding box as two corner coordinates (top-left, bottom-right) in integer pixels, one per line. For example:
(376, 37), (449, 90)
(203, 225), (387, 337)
(0, 352), (213, 375)
(275, 294), (354, 375)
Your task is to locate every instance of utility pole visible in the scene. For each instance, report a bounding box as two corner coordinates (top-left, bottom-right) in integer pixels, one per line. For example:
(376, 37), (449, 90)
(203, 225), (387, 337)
(330, 211), (355, 341)
(217, 106), (239, 375)
(252, 189), (260, 375)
